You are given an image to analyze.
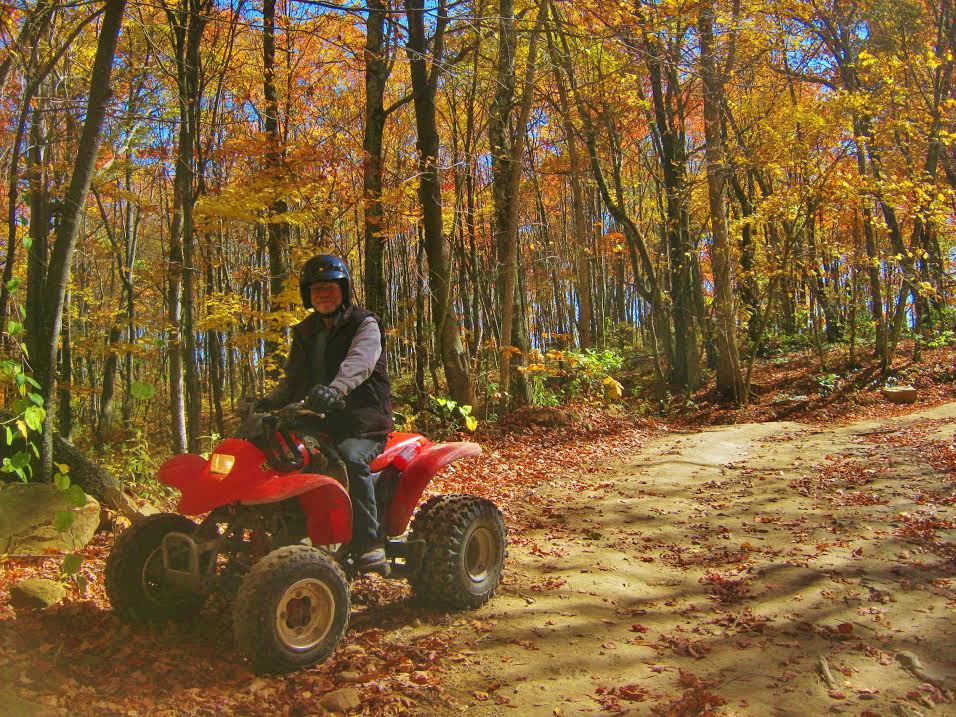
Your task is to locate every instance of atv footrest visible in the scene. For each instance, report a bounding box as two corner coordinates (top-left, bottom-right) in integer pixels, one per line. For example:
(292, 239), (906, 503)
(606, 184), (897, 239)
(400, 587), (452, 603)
(385, 538), (425, 578)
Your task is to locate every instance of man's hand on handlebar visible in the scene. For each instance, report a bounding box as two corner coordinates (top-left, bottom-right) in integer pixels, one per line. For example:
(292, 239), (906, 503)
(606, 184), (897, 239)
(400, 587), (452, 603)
(274, 402), (302, 429)
(307, 384), (345, 413)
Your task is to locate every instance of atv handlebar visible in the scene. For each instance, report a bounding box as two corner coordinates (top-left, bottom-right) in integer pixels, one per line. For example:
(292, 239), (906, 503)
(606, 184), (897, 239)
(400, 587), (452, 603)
(256, 398), (344, 472)
(258, 414), (307, 472)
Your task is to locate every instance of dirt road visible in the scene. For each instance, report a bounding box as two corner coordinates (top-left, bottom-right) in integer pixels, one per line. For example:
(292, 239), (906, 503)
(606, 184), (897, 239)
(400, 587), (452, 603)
(416, 404), (956, 716)
(2, 405), (954, 717)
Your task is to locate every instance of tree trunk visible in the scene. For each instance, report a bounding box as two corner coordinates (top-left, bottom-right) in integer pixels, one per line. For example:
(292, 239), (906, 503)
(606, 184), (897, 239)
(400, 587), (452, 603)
(647, 40), (698, 392)
(362, 0), (390, 318)
(57, 290), (73, 442)
(263, 0), (289, 330)
(489, 0), (518, 410)
(699, 0), (742, 404)
(404, 0), (473, 405)
(32, 0), (127, 482)
(167, 0), (209, 452)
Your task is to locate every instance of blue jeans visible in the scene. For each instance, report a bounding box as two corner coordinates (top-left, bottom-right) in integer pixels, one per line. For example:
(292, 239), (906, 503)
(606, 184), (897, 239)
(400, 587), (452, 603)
(337, 437), (385, 551)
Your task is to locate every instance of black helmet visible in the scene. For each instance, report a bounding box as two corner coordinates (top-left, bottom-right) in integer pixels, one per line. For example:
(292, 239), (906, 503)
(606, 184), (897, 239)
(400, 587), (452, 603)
(299, 254), (352, 310)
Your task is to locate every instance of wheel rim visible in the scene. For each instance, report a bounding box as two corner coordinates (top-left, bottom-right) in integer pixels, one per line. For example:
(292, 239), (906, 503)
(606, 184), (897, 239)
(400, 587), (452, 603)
(464, 526), (496, 583)
(275, 578), (336, 651)
(141, 548), (165, 603)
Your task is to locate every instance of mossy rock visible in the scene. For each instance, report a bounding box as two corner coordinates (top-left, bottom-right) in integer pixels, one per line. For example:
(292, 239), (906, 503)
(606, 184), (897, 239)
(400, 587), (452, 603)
(0, 483), (100, 555)
(9, 578), (67, 609)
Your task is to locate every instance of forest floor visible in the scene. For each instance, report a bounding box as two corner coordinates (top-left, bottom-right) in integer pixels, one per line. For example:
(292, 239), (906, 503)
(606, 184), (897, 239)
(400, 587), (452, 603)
(0, 346), (954, 717)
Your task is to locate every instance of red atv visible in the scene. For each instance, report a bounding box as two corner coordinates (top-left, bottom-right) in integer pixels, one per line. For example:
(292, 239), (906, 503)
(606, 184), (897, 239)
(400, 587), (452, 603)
(104, 404), (506, 673)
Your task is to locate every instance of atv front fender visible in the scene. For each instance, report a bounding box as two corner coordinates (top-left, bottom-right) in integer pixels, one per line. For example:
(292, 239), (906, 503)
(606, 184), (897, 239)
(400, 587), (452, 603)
(299, 483), (352, 546)
(383, 441), (482, 536)
(159, 441), (352, 545)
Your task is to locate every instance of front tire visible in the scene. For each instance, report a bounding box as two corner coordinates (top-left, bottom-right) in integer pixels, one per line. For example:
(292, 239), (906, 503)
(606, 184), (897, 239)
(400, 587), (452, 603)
(233, 545), (350, 674)
(105, 513), (205, 623)
(409, 494), (507, 609)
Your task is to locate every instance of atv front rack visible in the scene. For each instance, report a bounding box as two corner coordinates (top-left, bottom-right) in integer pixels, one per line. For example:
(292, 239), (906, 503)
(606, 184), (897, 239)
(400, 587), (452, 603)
(161, 531), (219, 593)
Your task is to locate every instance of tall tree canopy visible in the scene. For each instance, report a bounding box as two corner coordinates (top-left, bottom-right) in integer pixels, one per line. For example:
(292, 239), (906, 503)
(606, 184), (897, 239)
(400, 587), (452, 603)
(0, 0), (952, 476)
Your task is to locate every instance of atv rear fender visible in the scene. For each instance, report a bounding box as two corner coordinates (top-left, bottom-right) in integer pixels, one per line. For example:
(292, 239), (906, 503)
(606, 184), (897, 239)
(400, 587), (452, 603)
(382, 441), (482, 536)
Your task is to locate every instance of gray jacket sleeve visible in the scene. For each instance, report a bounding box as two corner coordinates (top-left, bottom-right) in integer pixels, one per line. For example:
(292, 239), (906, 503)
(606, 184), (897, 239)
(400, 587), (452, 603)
(329, 317), (382, 395)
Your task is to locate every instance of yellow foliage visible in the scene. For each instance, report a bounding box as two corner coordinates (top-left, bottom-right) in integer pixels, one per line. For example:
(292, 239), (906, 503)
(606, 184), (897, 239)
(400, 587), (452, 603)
(603, 376), (624, 400)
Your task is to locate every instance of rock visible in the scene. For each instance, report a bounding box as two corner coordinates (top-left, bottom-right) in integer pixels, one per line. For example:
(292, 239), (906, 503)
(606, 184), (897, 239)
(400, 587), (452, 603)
(883, 386), (918, 404)
(515, 406), (571, 428)
(9, 578), (67, 609)
(247, 677), (270, 694)
(0, 483), (100, 555)
(337, 671), (364, 683)
(320, 687), (361, 713)
(0, 692), (60, 717)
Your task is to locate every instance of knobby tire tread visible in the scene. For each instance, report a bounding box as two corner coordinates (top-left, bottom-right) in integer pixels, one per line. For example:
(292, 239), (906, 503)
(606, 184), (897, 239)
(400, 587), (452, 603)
(408, 494), (507, 610)
(233, 544), (350, 674)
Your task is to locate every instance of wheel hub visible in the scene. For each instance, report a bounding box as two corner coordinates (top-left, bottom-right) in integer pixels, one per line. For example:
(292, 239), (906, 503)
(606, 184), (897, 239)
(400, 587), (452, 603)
(275, 578), (336, 651)
(464, 526), (496, 583)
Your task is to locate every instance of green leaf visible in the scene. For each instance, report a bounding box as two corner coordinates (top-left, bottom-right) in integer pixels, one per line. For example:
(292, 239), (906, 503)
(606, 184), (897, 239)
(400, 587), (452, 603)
(27, 392), (43, 406)
(6, 278), (20, 292)
(54, 510), (76, 532)
(74, 574), (88, 593)
(9, 450), (30, 470)
(464, 415), (478, 432)
(25, 376), (40, 389)
(62, 554), (82, 575)
(22, 236), (33, 250)
(6, 320), (22, 335)
(458, 405), (473, 416)
(4, 426), (11, 445)
(130, 381), (155, 400)
(65, 484), (87, 508)
(23, 405), (45, 431)
(53, 472), (71, 492)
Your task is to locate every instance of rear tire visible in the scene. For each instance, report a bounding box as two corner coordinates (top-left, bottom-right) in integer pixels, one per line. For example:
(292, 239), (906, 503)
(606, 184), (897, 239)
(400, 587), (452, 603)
(409, 494), (506, 609)
(233, 545), (350, 674)
(105, 513), (205, 623)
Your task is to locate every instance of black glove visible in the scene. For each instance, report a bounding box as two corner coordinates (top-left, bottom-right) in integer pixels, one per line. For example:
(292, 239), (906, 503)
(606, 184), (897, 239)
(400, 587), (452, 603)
(252, 398), (272, 413)
(276, 402), (302, 430)
(307, 384), (343, 413)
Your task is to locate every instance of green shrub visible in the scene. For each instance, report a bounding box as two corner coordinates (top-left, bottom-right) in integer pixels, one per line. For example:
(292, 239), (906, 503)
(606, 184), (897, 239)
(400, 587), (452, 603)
(519, 348), (625, 404)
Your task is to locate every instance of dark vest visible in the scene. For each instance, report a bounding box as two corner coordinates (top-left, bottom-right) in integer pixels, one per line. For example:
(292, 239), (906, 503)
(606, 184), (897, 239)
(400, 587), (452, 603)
(291, 306), (393, 440)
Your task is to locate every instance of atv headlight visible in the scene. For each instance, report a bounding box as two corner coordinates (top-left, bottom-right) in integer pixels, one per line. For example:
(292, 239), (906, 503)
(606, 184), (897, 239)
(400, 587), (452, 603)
(209, 453), (235, 476)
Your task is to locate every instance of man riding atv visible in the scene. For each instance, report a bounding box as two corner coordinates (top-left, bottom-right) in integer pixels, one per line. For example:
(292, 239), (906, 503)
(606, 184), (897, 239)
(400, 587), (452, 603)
(253, 254), (392, 571)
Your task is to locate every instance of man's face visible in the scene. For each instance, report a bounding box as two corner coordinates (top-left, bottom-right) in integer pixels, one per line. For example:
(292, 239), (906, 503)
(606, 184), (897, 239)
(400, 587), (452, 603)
(310, 281), (343, 314)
